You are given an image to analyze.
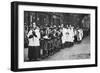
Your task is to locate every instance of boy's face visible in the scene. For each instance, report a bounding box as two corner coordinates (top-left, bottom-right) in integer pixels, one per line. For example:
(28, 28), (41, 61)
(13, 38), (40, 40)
(33, 23), (36, 28)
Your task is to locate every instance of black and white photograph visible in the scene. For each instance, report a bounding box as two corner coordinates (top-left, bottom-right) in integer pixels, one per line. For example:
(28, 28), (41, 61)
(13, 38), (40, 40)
(24, 11), (90, 62)
(11, 2), (97, 71)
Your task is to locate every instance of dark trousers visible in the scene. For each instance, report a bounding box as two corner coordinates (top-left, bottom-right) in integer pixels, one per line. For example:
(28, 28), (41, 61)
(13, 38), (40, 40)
(28, 46), (40, 61)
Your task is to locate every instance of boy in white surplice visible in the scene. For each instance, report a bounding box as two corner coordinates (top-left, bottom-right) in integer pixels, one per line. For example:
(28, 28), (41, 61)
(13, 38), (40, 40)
(27, 22), (40, 61)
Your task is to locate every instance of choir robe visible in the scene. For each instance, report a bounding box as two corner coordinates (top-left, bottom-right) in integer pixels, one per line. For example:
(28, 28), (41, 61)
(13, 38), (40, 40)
(61, 28), (67, 44)
(66, 28), (74, 42)
(77, 29), (83, 41)
(27, 28), (41, 61)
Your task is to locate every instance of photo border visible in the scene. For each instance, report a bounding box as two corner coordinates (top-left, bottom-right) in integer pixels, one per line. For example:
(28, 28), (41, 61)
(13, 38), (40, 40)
(11, 1), (98, 72)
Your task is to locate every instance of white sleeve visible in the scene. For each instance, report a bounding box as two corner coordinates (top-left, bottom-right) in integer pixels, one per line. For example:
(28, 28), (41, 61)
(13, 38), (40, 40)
(35, 29), (41, 39)
(81, 30), (83, 38)
(27, 30), (32, 38)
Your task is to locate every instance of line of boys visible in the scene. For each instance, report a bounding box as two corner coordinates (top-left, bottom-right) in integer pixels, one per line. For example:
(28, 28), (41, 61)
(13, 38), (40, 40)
(27, 22), (83, 61)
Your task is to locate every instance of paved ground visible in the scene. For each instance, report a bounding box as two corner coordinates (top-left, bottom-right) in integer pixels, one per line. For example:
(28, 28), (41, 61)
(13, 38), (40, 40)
(43, 36), (90, 61)
(24, 36), (90, 61)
